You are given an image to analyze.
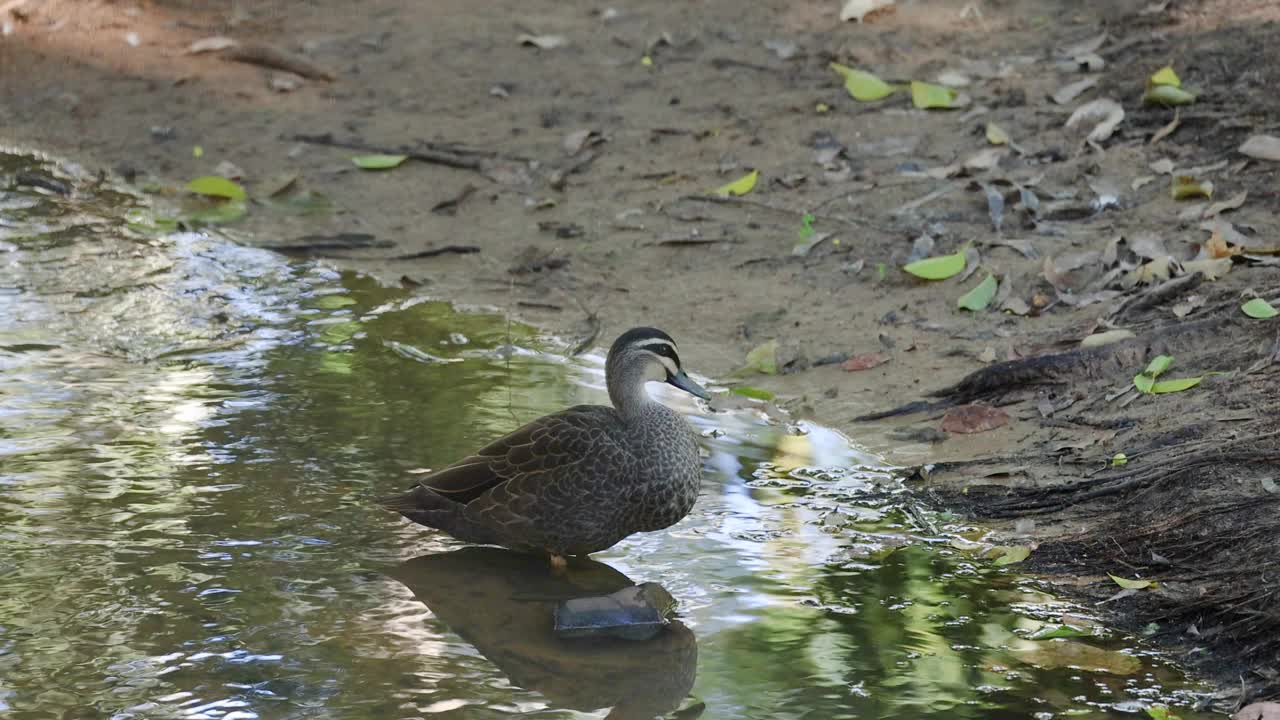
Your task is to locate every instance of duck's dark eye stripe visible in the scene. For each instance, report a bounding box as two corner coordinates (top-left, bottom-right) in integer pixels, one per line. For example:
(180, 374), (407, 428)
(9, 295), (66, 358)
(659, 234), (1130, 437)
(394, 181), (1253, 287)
(649, 344), (680, 363)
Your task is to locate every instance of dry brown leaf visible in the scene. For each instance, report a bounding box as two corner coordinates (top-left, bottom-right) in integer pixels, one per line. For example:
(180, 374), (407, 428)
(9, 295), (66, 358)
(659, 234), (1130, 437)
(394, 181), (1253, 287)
(1204, 230), (1241, 259)
(1235, 702), (1280, 720)
(941, 405), (1010, 434)
(1081, 329), (1134, 347)
(518, 33), (568, 49)
(840, 0), (895, 22)
(187, 36), (238, 54)
(1182, 257), (1232, 280)
(1065, 98), (1124, 144)
(562, 129), (602, 155)
(1052, 77), (1097, 105)
(1239, 135), (1280, 162)
(1204, 190), (1247, 218)
(841, 352), (890, 371)
(1172, 294), (1205, 318)
(964, 147), (1007, 172)
(1002, 296), (1031, 316)
(1060, 32), (1108, 57)
(1131, 175), (1157, 191)
(1126, 256), (1177, 286)
(1129, 233), (1167, 260)
(1044, 251), (1100, 291)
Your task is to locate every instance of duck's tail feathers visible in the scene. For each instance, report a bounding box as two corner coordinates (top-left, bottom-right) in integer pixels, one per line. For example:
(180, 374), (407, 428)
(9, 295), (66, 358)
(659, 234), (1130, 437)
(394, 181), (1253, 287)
(378, 484), (504, 547)
(378, 484), (455, 515)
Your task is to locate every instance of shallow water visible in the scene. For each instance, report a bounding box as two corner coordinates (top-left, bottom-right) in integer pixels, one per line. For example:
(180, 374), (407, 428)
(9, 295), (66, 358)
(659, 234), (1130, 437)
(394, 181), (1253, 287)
(0, 153), (1218, 719)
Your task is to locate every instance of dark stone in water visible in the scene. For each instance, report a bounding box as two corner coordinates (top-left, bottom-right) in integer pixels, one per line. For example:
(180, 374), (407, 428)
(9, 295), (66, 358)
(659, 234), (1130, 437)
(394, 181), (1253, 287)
(554, 582), (676, 641)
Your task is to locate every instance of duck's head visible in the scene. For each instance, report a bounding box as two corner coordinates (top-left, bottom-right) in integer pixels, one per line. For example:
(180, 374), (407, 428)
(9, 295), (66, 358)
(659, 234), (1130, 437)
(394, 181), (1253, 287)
(608, 327), (710, 400)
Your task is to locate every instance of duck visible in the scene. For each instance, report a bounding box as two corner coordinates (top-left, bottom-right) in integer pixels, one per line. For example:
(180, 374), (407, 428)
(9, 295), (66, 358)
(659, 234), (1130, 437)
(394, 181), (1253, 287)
(380, 327), (709, 570)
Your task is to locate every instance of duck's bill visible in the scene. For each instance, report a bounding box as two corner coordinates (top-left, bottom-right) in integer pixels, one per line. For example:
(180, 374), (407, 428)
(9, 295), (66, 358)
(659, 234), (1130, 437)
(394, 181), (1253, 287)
(667, 370), (710, 400)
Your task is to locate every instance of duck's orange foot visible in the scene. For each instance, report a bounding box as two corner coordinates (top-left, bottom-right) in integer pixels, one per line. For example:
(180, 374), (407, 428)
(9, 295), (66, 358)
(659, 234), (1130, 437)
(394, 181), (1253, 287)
(549, 553), (569, 576)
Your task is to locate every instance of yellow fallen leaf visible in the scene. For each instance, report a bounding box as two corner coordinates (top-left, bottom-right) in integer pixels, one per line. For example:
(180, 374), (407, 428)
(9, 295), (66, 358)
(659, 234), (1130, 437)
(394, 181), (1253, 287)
(1171, 175), (1213, 200)
(1150, 66), (1181, 87)
(712, 170), (759, 197)
(641, 55), (653, 66)
(829, 63), (895, 101)
(985, 122), (1010, 145)
(1109, 573), (1153, 590)
(911, 80), (958, 109)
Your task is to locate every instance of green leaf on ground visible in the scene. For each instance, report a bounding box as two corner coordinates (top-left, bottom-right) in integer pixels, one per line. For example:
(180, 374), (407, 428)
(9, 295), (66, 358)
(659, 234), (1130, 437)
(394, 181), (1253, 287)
(1145, 355), (1174, 378)
(186, 175), (247, 200)
(1029, 624), (1094, 640)
(1150, 66), (1181, 87)
(180, 200), (247, 225)
(731, 386), (775, 401)
(352, 154), (409, 170)
(911, 80), (959, 109)
(798, 213), (815, 239)
(743, 339), (778, 375)
(904, 249), (966, 280)
(1151, 376), (1202, 394)
(829, 63), (895, 101)
(313, 295), (357, 309)
(1242, 298), (1279, 319)
(1109, 574), (1153, 590)
(1111, 453), (1128, 467)
(712, 170), (759, 197)
(1134, 373), (1155, 394)
(957, 273), (998, 311)
(992, 545), (1031, 566)
(1144, 85), (1196, 106)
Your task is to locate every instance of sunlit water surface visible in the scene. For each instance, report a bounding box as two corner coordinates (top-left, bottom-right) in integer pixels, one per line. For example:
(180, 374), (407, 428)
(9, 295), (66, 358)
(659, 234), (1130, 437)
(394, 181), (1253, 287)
(0, 153), (1217, 719)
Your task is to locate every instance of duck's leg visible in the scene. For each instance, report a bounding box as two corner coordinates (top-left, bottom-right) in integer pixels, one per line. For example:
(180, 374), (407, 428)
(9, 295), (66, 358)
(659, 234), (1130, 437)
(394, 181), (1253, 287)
(549, 553), (569, 576)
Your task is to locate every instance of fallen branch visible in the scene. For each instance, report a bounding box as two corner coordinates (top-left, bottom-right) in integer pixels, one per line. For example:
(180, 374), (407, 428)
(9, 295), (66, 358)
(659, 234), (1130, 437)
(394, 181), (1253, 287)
(387, 245), (480, 260)
(679, 194), (890, 232)
(226, 43), (336, 81)
(267, 233), (392, 254)
(291, 133), (487, 172)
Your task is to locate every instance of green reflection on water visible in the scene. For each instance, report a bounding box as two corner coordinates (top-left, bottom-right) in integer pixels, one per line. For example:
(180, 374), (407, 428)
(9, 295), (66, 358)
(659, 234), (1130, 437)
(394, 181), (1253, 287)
(0, 153), (1220, 719)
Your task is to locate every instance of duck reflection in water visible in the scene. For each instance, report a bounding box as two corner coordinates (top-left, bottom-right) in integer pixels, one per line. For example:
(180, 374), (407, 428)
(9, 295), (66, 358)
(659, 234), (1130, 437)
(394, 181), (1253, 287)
(389, 547), (701, 720)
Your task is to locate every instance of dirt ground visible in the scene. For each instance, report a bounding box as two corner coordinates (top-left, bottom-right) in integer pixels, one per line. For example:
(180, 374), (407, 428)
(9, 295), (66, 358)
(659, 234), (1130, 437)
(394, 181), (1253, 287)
(3, 0), (1279, 709)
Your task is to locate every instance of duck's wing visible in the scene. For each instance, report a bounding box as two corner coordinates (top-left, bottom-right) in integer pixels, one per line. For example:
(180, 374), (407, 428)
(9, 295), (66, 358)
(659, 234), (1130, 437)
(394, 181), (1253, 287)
(413, 405), (621, 505)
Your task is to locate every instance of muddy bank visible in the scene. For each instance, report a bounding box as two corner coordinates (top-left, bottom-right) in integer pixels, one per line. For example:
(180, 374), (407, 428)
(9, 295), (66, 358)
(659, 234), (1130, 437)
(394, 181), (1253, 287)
(3, 0), (1279, 707)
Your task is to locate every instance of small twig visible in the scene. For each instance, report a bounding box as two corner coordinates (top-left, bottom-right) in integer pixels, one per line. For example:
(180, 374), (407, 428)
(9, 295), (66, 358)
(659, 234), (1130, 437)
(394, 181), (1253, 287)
(290, 133), (527, 172)
(1107, 272), (1203, 321)
(709, 57), (778, 73)
(652, 234), (741, 246)
(267, 233), (392, 254)
(295, 133), (480, 170)
(226, 43), (336, 81)
(679, 194), (889, 232)
(569, 298), (601, 357)
(516, 301), (563, 311)
(504, 277), (519, 426)
(386, 245), (480, 261)
(430, 184), (477, 216)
